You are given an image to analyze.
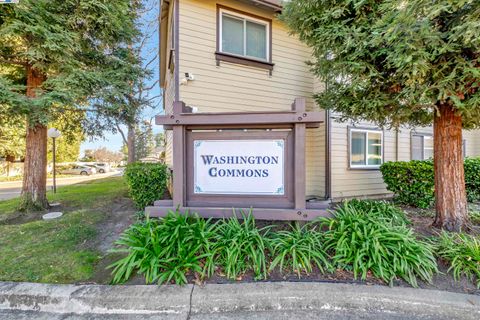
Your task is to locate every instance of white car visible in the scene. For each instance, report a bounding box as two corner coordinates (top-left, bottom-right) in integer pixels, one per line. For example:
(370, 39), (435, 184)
(60, 165), (96, 176)
(93, 163), (111, 174)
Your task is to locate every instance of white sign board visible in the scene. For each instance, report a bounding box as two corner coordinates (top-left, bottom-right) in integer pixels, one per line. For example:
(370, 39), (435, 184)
(194, 140), (285, 195)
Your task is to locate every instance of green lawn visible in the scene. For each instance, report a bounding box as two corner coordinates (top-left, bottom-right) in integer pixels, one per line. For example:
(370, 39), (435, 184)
(0, 177), (131, 283)
(0, 173), (74, 183)
(0, 177), (127, 223)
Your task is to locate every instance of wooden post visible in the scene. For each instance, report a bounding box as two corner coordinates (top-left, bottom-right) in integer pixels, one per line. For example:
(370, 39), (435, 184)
(172, 101), (187, 208)
(293, 98), (307, 215)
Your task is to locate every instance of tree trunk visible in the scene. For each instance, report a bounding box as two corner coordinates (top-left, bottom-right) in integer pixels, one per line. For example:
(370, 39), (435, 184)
(127, 123), (136, 164)
(20, 66), (48, 210)
(432, 103), (469, 231)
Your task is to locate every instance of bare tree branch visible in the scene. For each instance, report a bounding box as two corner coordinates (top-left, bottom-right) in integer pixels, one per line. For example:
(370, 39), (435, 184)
(116, 122), (128, 145)
(142, 79), (159, 92)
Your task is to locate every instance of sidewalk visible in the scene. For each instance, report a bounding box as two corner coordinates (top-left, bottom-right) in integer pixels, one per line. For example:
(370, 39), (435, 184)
(1, 281), (479, 319)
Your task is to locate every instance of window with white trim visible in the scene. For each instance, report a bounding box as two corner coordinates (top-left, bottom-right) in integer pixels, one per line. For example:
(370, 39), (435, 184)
(412, 133), (466, 160)
(349, 129), (384, 168)
(219, 8), (270, 61)
(411, 134), (433, 160)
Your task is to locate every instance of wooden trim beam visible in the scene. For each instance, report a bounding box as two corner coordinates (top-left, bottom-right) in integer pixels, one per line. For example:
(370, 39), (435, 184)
(145, 206), (331, 221)
(157, 110), (324, 128)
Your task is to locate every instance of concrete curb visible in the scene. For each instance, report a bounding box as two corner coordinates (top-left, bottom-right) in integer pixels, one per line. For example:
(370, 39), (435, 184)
(0, 281), (479, 319)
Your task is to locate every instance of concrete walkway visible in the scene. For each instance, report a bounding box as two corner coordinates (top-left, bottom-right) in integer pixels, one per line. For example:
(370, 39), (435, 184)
(0, 281), (479, 319)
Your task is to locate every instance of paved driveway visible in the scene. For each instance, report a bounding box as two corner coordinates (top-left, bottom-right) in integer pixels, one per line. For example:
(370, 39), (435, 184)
(0, 171), (123, 201)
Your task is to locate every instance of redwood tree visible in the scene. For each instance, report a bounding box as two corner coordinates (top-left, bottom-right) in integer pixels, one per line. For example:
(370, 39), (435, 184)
(0, 0), (141, 209)
(282, 0), (480, 231)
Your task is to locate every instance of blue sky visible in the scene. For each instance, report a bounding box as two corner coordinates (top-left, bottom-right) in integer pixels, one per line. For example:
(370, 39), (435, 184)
(80, 0), (163, 155)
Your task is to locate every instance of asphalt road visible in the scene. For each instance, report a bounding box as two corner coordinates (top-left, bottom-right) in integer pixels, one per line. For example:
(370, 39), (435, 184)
(0, 171), (123, 201)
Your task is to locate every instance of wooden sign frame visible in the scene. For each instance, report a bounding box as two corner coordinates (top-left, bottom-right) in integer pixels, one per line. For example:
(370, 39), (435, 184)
(147, 98), (330, 221)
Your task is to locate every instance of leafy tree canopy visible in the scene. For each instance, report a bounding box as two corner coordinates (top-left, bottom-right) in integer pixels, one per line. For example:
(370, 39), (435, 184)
(0, 110), (84, 162)
(282, 0), (480, 128)
(0, 0), (143, 131)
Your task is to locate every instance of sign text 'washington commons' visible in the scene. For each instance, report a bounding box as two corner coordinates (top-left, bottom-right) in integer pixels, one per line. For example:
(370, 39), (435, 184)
(194, 140), (285, 195)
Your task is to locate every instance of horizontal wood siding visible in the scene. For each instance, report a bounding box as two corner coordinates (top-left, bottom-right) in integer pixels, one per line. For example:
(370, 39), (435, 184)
(177, 0), (326, 197)
(164, 71), (176, 166)
(463, 130), (480, 157)
(178, 0), (315, 112)
(330, 118), (395, 200)
(163, 3), (176, 167)
(331, 119), (480, 200)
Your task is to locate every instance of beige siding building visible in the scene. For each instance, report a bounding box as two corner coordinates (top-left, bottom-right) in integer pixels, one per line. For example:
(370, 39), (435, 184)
(159, 0), (480, 203)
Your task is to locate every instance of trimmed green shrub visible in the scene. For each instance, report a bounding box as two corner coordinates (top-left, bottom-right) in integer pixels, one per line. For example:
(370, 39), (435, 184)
(124, 162), (169, 209)
(435, 232), (480, 288)
(320, 202), (437, 287)
(346, 199), (409, 226)
(213, 211), (270, 280)
(464, 158), (480, 202)
(381, 158), (480, 208)
(269, 222), (332, 277)
(109, 210), (216, 285)
(380, 160), (435, 208)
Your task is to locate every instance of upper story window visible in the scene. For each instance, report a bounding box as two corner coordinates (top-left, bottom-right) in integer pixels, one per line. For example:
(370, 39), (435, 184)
(349, 128), (384, 169)
(219, 8), (270, 61)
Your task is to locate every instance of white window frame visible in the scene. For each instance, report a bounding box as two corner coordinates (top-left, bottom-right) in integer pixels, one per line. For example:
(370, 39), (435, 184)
(411, 133), (467, 160)
(349, 128), (384, 169)
(411, 133), (433, 160)
(218, 8), (270, 62)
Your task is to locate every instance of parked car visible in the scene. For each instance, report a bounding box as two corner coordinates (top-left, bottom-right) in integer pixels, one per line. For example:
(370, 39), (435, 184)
(87, 163), (112, 173)
(59, 165), (96, 176)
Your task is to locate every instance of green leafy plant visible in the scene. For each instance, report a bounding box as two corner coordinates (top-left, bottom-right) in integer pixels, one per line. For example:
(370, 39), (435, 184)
(269, 222), (331, 277)
(345, 199), (409, 226)
(435, 232), (480, 288)
(470, 211), (480, 225)
(380, 160), (435, 208)
(124, 163), (170, 209)
(321, 202), (437, 287)
(109, 210), (216, 285)
(381, 158), (480, 208)
(464, 158), (480, 203)
(213, 211), (270, 280)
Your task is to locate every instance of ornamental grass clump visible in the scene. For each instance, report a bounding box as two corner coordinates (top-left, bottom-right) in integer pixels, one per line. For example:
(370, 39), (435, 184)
(213, 211), (270, 280)
(109, 210), (216, 285)
(321, 202), (437, 287)
(346, 199), (409, 226)
(269, 222), (332, 277)
(435, 232), (480, 288)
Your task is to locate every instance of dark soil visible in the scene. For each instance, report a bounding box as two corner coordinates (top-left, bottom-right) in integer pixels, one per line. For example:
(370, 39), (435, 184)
(93, 205), (480, 296)
(85, 196), (136, 285)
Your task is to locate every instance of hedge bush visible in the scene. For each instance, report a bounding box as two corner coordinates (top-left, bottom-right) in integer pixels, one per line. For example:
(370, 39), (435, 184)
(380, 160), (435, 208)
(124, 162), (169, 209)
(381, 158), (480, 208)
(464, 158), (480, 202)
